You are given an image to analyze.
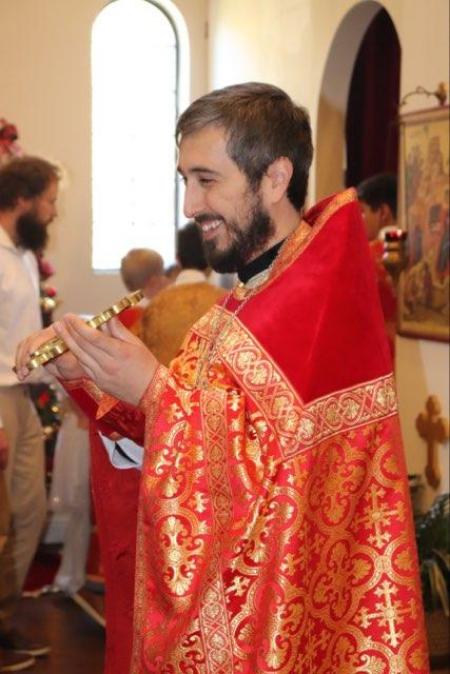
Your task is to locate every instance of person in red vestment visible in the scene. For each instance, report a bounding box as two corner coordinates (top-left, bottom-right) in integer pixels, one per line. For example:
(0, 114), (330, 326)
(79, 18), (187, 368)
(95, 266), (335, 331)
(17, 84), (428, 674)
(87, 313), (141, 674)
(357, 173), (398, 359)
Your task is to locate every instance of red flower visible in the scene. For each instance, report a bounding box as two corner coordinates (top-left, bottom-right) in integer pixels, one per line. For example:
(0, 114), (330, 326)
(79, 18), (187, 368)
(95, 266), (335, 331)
(0, 118), (23, 158)
(37, 391), (51, 407)
(42, 285), (57, 298)
(0, 123), (18, 142)
(38, 256), (56, 280)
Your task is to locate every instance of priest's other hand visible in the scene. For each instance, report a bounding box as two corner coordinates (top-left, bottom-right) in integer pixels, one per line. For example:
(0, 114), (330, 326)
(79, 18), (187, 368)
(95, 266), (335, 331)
(15, 324), (86, 382)
(51, 314), (157, 406)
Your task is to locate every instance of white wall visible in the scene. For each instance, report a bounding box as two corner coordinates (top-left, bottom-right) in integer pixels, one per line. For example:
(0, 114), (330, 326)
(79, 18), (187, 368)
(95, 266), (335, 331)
(0, 0), (208, 315)
(207, 0), (450, 498)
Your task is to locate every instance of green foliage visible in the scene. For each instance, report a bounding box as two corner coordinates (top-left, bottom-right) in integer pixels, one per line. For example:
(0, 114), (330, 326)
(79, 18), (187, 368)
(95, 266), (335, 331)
(415, 493), (450, 615)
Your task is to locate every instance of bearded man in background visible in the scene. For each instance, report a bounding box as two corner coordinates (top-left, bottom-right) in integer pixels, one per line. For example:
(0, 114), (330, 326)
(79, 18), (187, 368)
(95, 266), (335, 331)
(0, 156), (59, 672)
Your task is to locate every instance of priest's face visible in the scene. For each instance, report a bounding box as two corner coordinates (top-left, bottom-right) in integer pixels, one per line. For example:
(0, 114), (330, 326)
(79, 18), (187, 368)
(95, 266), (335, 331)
(16, 180), (58, 251)
(178, 125), (275, 273)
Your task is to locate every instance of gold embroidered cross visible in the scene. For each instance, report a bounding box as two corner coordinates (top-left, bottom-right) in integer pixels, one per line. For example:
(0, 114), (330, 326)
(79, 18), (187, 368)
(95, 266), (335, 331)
(300, 625), (330, 670)
(357, 484), (403, 549)
(416, 394), (449, 489)
(356, 580), (415, 648)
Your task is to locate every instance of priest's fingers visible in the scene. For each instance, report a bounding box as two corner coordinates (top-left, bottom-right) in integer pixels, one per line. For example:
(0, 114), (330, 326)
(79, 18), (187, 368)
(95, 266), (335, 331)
(54, 314), (137, 384)
(67, 315), (145, 363)
(102, 316), (142, 346)
(15, 325), (56, 380)
(53, 316), (106, 380)
(54, 314), (156, 405)
(63, 315), (127, 359)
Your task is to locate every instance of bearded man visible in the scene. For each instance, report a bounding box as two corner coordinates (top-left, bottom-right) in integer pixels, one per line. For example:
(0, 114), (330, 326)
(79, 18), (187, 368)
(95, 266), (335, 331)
(16, 84), (428, 674)
(0, 156), (59, 671)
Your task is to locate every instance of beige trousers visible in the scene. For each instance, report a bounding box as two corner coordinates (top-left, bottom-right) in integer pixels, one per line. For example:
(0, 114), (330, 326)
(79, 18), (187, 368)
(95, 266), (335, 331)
(0, 385), (46, 630)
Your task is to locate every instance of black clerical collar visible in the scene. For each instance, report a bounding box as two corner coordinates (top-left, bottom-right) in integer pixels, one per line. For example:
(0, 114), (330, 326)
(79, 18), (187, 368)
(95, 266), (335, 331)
(237, 239), (285, 284)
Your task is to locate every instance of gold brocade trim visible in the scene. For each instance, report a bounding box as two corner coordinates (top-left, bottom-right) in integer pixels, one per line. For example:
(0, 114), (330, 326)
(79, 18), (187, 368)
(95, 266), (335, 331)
(130, 481), (147, 674)
(193, 306), (397, 459)
(138, 363), (169, 416)
(96, 392), (120, 419)
(269, 188), (357, 289)
(299, 188), (357, 253)
(62, 376), (103, 401)
(61, 376), (90, 391)
(198, 388), (235, 674)
(130, 365), (169, 674)
(141, 365), (169, 454)
(62, 376), (118, 418)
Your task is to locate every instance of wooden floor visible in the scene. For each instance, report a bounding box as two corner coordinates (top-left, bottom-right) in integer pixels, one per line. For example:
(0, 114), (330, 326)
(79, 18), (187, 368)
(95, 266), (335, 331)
(12, 593), (105, 673)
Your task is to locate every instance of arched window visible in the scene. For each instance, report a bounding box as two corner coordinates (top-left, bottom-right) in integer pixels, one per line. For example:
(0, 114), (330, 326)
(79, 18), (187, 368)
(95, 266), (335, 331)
(91, 0), (189, 271)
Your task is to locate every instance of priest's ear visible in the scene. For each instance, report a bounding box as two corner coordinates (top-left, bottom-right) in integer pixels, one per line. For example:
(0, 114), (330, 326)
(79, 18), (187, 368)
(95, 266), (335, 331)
(262, 157), (293, 205)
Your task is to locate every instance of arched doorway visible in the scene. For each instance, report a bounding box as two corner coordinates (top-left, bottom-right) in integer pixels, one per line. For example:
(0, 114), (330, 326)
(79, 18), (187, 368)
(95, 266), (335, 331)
(315, 2), (401, 200)
(345, 8), (400, 186)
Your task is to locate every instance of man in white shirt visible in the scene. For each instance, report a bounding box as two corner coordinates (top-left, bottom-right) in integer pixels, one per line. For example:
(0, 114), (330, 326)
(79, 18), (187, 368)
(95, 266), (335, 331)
(0, 157), (59, 672)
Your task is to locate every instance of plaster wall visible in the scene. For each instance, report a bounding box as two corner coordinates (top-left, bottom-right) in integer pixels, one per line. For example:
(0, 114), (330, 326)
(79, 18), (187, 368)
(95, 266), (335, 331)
(0, 0), (208, 314)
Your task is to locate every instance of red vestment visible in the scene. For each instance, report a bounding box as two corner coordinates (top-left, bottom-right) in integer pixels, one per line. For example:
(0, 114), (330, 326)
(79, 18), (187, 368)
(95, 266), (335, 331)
(369, 239), (397, 360)
(66, 190), (428, 674)
(72, 306), (143, 674)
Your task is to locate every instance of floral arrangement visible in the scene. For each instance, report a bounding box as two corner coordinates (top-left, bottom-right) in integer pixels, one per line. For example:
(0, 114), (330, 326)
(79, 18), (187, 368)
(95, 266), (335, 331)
(37, 254), (59, 327)
(0, 118), (23, 166)
(31, 254), (62, 449)
(31, 384), (62, 440)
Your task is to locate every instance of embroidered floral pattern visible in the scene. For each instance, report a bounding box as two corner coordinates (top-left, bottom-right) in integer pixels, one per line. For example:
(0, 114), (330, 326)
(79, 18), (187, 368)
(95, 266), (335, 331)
(193, 308), (398, 458)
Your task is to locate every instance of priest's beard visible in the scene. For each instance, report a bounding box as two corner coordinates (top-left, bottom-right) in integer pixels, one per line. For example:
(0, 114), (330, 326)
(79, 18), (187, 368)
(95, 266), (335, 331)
(200, 195), (275, 274)
(16, 211), (49, 252)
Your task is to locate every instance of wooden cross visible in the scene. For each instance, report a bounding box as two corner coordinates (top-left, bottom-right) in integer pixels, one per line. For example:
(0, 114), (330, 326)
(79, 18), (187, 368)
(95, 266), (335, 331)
(415, 395), (449, 489)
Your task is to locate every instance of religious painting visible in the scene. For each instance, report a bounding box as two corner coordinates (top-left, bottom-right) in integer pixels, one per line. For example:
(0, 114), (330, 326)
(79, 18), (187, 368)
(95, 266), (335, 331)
(398, 106), (449, 341)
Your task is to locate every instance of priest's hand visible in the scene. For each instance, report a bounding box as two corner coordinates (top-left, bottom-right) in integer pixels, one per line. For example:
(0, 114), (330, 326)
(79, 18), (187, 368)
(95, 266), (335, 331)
(51, 314), (157, 406)
(15, 324), (86, 382)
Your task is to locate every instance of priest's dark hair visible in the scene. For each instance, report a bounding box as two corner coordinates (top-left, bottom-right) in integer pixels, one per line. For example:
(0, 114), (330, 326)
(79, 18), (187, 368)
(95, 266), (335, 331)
(0, 156), (60, 210)
(176, 82), (313, 212)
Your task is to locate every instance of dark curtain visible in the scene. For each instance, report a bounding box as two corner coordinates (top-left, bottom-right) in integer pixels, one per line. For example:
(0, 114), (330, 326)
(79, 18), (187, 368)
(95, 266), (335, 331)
(345, 9), (401, 187)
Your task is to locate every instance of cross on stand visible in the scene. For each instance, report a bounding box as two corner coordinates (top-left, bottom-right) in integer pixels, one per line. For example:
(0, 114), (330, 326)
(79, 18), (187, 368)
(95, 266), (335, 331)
(415, 395), (449, 490)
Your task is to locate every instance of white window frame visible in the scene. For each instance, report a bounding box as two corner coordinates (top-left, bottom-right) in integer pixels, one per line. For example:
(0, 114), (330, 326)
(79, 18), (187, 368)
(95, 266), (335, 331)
(91, 0), (190, 272)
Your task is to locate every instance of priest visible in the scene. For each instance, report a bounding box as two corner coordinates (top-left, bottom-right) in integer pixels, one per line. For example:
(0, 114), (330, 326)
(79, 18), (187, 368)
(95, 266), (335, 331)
(16, 83), (428, 674)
